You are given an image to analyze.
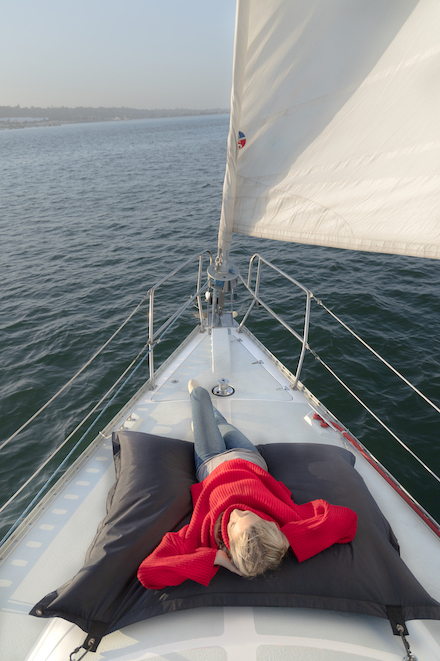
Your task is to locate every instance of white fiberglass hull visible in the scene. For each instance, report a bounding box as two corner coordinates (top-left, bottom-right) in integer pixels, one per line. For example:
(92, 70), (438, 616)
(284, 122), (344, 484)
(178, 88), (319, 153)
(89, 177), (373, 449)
(1, 323), (440, 661)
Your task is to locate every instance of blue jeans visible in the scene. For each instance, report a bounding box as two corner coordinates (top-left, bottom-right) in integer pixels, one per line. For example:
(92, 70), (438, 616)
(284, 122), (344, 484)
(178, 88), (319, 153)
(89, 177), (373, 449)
(190, 386), (260, 470)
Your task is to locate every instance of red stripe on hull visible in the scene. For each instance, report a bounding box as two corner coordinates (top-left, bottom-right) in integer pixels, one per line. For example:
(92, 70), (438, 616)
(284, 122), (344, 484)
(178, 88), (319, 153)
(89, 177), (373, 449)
(320, 418), (440, 538)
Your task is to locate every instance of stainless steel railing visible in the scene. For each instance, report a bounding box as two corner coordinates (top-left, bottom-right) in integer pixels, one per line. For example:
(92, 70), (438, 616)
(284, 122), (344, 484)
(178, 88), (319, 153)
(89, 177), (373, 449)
(238, 253), (312, 388)
(147, 249), (212, 385)
(235, 252), (440, 488)
(3, 248), (439, 541)
(0, 250), (213, 541)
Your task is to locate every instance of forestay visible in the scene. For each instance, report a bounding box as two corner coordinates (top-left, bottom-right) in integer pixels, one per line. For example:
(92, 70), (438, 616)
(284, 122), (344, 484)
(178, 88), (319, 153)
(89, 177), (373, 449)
(218, 0), (440, 261)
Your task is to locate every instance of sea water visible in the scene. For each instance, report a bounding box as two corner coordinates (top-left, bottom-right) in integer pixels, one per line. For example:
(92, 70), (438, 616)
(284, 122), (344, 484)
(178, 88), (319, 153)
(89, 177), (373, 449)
(1, 114), (439, 536)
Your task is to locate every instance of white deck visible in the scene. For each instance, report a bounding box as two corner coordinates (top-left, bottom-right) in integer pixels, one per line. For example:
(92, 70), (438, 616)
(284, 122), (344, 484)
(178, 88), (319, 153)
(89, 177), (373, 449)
(1, 324), (440, 660)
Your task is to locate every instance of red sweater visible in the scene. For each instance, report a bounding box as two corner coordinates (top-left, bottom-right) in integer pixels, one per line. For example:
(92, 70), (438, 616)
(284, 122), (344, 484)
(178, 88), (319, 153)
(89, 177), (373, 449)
(137, 459), (357, 589)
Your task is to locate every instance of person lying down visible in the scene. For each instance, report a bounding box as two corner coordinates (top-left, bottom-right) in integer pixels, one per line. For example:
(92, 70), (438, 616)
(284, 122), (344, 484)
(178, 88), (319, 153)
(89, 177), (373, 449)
(137, 381), (357, 589)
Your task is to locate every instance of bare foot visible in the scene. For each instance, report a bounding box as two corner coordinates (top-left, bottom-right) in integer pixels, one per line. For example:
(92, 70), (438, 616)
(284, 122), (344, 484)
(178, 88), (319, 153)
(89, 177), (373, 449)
(188, 379), (200, 394)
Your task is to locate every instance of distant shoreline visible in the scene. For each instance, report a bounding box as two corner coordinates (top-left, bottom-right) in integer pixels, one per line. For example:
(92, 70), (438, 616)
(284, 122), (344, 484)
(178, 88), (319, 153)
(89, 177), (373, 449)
(0, 106), (229, 130)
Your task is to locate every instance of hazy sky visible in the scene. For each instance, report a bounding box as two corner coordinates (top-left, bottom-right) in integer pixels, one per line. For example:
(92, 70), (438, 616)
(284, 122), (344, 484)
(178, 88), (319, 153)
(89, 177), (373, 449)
(2, 0), (236, 109)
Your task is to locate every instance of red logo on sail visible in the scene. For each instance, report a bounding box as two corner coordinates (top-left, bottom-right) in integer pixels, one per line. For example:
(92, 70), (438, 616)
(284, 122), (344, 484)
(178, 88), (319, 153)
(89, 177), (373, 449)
(238, 131), (246, 149)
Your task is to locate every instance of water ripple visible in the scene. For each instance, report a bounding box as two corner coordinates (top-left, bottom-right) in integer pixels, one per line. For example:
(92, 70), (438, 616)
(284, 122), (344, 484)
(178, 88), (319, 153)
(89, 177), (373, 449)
(1, 115), (439, 530)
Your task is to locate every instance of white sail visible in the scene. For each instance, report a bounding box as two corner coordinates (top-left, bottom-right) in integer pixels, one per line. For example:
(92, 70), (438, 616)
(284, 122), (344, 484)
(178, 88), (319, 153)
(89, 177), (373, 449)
(218, 0), (440, 261)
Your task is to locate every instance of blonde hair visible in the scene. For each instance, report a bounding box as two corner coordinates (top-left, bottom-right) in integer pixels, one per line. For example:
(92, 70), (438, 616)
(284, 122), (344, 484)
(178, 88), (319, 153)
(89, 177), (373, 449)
(229, 519), (290, 578)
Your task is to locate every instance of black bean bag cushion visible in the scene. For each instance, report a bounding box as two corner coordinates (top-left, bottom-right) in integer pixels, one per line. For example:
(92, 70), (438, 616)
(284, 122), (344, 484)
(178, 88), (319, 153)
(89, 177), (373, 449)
(31, 431), (440, 647)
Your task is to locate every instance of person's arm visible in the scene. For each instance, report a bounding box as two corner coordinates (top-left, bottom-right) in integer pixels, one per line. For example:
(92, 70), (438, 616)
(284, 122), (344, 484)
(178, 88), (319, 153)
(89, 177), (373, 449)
(138, 531), (219, 589)
(281, 499), (357, 562)
(214, 549), (243, 576)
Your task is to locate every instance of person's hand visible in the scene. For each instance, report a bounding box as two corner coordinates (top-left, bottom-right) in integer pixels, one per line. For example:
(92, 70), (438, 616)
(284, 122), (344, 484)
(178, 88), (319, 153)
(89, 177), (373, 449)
(214, 549), (243, 576)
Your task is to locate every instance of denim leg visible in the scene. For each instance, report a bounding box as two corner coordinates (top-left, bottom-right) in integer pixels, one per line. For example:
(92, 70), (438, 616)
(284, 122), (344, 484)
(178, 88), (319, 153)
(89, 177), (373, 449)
(212, 408), (260, 454)
(191, 386), (260, 470)
(191, 387), (226, 470)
